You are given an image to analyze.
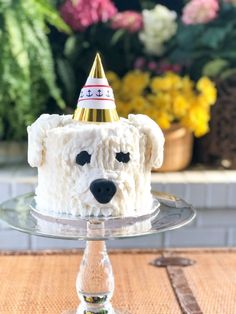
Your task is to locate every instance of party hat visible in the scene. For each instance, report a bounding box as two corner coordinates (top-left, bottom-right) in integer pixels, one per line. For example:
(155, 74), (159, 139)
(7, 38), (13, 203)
(73, 53), (119, 122)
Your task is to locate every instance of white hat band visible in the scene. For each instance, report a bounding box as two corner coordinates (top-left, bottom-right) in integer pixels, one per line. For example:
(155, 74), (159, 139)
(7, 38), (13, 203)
(77, 100), (116, 109)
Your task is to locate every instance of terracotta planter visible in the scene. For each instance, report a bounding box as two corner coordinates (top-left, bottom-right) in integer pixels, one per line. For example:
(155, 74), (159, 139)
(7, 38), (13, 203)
(155, 124), (193, 172)
(0, 141), (27, 165)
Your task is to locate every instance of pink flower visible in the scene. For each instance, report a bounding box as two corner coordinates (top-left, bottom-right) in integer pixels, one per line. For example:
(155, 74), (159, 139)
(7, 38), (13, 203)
(182, 0), (219, 25)
(111, 11), (143, 33)
(134, 57), (146, 70)
(171, 64), (181, 73)
(60, 0), (117, 31)
(156, 62), (182, 74)
(147, 61), (157, 71)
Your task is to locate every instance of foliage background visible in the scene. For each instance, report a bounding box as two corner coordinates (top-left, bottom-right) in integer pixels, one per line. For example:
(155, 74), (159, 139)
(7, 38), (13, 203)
(1, 0), (235, 141)
(0, 0), (71, 140)
(52, 0), (185, 110)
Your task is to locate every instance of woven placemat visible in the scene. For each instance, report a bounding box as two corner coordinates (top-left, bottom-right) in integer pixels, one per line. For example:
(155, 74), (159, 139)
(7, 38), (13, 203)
(0, 249), (236, 314)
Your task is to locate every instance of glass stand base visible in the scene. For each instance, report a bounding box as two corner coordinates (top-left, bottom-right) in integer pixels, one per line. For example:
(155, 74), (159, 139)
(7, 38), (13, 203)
(0, 192), (196, 314)
(63, 304), (130, 314)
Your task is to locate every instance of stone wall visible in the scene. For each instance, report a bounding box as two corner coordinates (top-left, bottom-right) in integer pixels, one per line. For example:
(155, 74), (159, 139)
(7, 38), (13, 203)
(0, 165), (236, 249)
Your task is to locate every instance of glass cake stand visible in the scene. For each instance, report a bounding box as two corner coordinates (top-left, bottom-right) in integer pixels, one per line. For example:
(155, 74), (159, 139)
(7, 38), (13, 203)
(0, 191), (196, 314)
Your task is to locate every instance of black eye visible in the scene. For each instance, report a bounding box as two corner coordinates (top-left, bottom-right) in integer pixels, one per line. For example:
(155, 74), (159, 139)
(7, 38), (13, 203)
(76, 151), (91, 166)
(116, 152), (130, 163)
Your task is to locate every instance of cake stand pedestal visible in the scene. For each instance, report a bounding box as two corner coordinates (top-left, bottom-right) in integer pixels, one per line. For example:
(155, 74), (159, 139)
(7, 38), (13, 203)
(0, 192), (196, 314)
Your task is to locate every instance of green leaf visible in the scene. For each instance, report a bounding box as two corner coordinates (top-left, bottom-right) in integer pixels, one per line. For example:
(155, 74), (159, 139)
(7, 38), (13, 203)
(64, 35), (80, 58)
(111, 29), (126, 45)
(176, 24), (204, 47)
(4, 8), (30, 78)
(33, 0), (71, 34)
(220, 68), (236, 80)
(4, 6), (32, 127)
(217, 50), (236, 59)
(22, 3), (65, 109)
(57, 57), (77, 105)
(0, 0), (68, 140)
(202, 58), (229, 78)
(200, 26), (233, 49)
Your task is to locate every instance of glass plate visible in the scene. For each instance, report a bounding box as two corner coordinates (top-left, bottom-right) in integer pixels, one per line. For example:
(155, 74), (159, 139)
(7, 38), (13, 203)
(0, 192), (196, 240)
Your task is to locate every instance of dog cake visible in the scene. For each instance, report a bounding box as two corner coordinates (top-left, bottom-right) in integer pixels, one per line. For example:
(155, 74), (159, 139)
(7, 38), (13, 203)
(27, 54), (164, 218)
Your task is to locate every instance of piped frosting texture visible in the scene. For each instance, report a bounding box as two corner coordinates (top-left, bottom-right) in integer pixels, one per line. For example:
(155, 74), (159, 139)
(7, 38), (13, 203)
(27, 113), (164, 217)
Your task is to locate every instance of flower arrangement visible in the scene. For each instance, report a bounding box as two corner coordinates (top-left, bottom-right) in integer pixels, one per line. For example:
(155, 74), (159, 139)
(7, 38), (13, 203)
(56, 0), (236, 87)
(4, 0), (236, 145)
(55, 2), (181, 107)
(107, 71), (217, 137)
(43, 0), (236, 169)
(54, 0), (236, 126)
(170, 0), (236, 80)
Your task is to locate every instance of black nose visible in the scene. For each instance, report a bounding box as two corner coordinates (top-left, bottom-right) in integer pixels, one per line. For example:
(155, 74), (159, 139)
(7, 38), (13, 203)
(90, 179), (117, 204)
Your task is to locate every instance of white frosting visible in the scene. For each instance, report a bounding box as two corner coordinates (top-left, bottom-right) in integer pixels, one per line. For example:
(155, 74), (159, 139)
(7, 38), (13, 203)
(27, 114), (73, 167)
(27, 114), (164, 217)
(128, 114), (164, 168)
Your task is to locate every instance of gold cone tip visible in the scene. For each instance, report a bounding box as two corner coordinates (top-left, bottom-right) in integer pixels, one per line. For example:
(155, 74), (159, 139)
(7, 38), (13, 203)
(73, 108), (119, 123)
(88, 53), (106, 79)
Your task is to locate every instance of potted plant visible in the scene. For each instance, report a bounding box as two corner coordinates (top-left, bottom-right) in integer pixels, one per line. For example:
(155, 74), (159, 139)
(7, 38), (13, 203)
(106, 70), (217, 171)
(0, 0), (70, 164)
(167, 0), (236, 168)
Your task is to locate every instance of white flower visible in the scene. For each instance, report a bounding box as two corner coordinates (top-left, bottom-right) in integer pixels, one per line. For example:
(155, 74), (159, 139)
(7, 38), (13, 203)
(139, 5), (177, 56)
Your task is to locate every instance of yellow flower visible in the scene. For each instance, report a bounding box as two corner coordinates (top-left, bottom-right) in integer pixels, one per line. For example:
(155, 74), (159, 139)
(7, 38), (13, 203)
(194, 124), (209, 137)
(143, 104), (172, 125)
(130, 96), (149, 113)
(122, 71), (149, 100)
(182, 76), (193, 89)
(154, 111), (172, 129)
(195, 94), (210, 109)
(196, 77), (217, 105)
(172, 94), (189, 118)
(151, 72), (182, 93)
(165, 72), (182, 89)
(108, 70), (217, 138)
(151, 77), (172, 92)
(116, 99), (132, 117)
(106, 71), (119, 82)
(106, 71), (121, 94)
(144, 107), (158, 118)
(148, 93), (171, 111)
(182, 105), (210, 137)
(181, 76), (194, 96)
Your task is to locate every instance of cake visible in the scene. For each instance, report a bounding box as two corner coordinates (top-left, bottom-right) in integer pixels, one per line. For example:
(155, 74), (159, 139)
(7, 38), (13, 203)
(27, 54), (164, 218)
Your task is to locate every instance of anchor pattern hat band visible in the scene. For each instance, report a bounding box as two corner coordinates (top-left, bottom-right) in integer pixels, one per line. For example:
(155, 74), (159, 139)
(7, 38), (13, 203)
(73, 53), (119, 122)
(77, 78), (115, 110)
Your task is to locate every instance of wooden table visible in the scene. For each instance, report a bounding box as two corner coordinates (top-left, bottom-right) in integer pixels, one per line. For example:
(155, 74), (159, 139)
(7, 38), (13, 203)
(0, 249), (236, 313)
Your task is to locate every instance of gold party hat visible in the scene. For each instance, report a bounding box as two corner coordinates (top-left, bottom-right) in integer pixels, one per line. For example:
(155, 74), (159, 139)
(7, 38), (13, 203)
(73, 53), (119, 123)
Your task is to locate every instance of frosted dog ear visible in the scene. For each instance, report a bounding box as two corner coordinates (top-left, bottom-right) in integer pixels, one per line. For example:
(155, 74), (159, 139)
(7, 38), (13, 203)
(128, 114), (165, 169)
(27, 114), (72, 167)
